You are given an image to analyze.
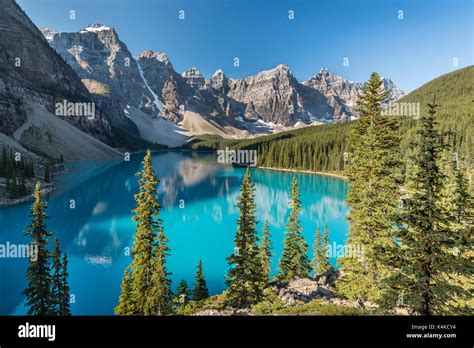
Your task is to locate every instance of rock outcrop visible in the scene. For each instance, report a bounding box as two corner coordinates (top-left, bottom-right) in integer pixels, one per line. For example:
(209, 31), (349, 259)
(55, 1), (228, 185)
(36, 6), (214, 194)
(43, 24), (160, 132)
(304, 68), (405, 120)
(39, 22), (405, 143)
(272, 278), (336, 305)
(0, 0), (117, 161)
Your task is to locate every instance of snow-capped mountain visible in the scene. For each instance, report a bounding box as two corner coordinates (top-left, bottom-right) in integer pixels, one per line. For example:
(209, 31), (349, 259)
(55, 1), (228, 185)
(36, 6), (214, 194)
(304, 68), (405, 111)
(0, 1), (117, 162)
(41, 24), (404, 145)
(41, 24), (161, 133)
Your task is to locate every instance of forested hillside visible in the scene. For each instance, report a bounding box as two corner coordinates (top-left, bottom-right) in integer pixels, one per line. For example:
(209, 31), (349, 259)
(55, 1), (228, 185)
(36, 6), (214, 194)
(398, 65), (473, 167)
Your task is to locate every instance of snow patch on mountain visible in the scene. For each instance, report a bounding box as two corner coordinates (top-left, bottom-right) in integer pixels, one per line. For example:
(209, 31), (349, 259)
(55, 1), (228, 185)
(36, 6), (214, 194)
(135, 58), (164, 112)
(80, 24), (111, 33)
(41, 27), (56, 41)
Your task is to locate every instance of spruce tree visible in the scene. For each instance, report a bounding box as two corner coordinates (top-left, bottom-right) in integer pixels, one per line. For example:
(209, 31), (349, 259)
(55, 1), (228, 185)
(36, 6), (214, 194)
(443, 157), (474, 313)
(115, 150), (172, 315)
(51, 238), (62, 315)
(385, 101), (471, 315)
(23, 182), (53, 315)
(0, 146), (6, 177)
(115, 267), (135, 315)
(176, 279), (191, 307)
(44, 162), (51, 183)
(277, 177), (311, 282)
(258, 220), (273, 285)
(312, 226), (331, 275)
(59, 252), (71, 315)
(225, 168), (263, 308)
(444, 156), (473, 232)
(193, 260), (209, 301)
(338, 72), (400, 302)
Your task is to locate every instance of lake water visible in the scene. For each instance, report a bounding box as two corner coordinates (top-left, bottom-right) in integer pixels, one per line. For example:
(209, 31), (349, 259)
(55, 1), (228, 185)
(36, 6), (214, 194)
(0, 151), (348, 315)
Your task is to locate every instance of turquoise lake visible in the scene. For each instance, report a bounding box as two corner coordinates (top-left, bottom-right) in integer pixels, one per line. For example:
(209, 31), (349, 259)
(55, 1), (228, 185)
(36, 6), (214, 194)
(0, 151), (349, 315)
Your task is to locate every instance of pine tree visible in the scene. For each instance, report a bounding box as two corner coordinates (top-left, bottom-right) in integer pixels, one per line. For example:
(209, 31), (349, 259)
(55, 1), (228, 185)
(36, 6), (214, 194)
(258, 220), (273, 285)
(312, 226), (331, 275)
(193, 260), (209, 301)
(176, 279), (191, 307)
(443, 157), (474, 313)
(115, 267), (135, 315)
(277, 177), (311, 283)
(23, 182), (53, 315)
(225, 168), (263, 308)
(59, 252), (71, 315)
(338, 72), (400, 302)
(384, 100), (471, 315)
(115, 150), (172, 315)
(444, 156), (473, 232)
(51, 238), (62, 315)
(0, 146), (6, 177)
(44, 162), (51, 183)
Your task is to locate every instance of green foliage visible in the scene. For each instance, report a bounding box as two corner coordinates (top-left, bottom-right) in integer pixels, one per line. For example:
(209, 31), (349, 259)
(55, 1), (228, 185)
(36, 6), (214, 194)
(338, 72), (401, 303)
(251, 288), (285, 315)
(225, 168), (264, 308)
(398, 65), (473, 169)
(51, 238), (62, 315)
(44, 162), (51, 183)
(174, 279), (192, 314)
(269, 299), (375, 316)
(312, 226), (331, 275)
(383, 101), (472, 315)
(115, 149), (173, 315)
(190, 123), (350, 173)
(193, 260), (209, 301)
(59, 252), (71, 315)
(50, 238), (71, 316)
(23, 182), (53, 315)
(115, 267), (136, 315)
(0, 146), (35, 199)
(258, 220), (273, 285)
(277, 177), (311, 282)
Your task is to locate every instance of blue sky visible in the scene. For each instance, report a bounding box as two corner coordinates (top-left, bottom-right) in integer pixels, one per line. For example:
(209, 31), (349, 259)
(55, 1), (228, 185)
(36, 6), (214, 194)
(18, 0), (473, 92)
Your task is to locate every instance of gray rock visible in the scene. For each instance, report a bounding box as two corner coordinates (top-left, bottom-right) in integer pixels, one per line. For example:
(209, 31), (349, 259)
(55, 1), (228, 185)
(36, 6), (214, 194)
(0, 0), (114, 157)
(314, 266), (341, 286)
(42, 24), (159, 132)
(304, 67), (405, 121)
(275, 278), (335, 304)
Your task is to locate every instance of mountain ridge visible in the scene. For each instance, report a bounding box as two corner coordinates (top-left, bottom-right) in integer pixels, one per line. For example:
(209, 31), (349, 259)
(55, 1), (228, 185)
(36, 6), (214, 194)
(0, 0), (118, 162)
(41, 24), (405, 146)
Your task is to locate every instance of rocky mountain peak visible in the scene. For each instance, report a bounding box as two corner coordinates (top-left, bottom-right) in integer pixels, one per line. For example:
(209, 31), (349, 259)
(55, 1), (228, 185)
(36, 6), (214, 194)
(381, 77), (405, 100)
(182, 67), (205, 88)
(40, 27), (56, 41)
(319, 67), (330, 74)
(210, 69), (228, 91)
(138, 50), (171, 66)
(265, 64), (292, 77)
(182, 67), (203, 77)
(79, 24), (112, 33)
(212, 69), (225, 77)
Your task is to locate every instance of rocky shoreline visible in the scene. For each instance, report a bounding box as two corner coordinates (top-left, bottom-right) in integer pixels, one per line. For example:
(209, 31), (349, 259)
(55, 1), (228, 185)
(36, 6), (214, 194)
(0, 182), (54, 207)
(258, 166), (348, 180)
